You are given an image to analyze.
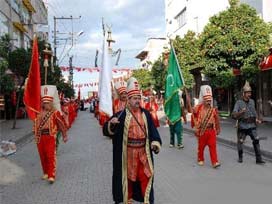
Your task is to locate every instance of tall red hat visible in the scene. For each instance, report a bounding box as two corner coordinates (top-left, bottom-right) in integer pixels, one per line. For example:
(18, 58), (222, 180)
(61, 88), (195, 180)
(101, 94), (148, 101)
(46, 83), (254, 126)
(126, 77), (140, 98)
(114, 81), (127, 95)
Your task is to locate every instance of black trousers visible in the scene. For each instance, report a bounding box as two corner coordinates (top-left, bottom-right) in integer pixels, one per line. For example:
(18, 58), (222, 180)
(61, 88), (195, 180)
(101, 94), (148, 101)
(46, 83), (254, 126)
(237, 128), (262, 161)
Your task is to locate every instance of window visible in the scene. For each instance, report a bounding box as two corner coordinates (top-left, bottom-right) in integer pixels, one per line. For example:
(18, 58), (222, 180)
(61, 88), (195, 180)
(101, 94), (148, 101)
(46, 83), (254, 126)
(13, 30), (21, 48)
(175, 8), (187, 28)
(11, 0), (20, 14)
(0, 12), (9, 36)
(24, 35), (30, 48)
(21, 6), (30, 25)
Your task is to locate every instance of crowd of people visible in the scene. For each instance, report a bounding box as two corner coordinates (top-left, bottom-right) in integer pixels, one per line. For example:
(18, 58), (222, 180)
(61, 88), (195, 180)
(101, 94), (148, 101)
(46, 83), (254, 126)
(28, 78), (266, 204)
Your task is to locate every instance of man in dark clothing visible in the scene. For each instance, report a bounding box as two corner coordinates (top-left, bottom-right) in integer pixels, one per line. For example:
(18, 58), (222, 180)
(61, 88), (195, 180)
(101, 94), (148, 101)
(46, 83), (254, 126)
(232, 81), (265, 164)
(103, 77), (162, 204)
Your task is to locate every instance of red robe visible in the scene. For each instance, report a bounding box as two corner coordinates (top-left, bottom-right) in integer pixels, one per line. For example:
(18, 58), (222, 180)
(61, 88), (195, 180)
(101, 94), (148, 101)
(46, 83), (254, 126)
(33, 109), (67, 179)
(193, 104), (220, 165)
(113, 99), (126, 114)
(145, 101), (160, 128)
(61, 105), (70, 128)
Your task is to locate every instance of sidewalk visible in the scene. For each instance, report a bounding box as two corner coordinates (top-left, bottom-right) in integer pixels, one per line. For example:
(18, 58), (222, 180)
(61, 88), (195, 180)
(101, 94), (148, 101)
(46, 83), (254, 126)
(0, 119), (33, 146)
(158, 111), (272, 160)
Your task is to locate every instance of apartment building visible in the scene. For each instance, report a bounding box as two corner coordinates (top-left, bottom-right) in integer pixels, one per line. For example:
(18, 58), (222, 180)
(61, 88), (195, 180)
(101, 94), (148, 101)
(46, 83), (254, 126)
(0, 0), (48, 49)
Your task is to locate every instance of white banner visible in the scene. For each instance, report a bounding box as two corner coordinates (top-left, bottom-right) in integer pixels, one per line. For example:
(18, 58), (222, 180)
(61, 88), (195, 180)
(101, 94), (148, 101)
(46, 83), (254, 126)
(98, 37), (113, 116)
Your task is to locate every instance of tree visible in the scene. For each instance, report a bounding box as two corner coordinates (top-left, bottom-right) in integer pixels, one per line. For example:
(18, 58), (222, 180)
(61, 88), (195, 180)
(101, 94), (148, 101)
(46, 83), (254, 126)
(0, 59), (14, 94)
(0, 35), (14, 95)
(0, 34), (11, 59)
(57, 79), (75, 98)
(199, 0), (270, 87)
(131, 69), (153, 90)
(0, 35), (15, 120)
(8, 48), (31, 84)
(151, 57), (167, 93)
(173, 31), (199, 89)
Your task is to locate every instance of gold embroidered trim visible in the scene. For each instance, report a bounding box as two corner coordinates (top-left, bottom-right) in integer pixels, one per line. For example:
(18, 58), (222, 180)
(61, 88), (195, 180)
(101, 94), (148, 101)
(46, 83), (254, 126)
(143, 113), (153, 204)
(107, 121), (114, 135)
(122, 108), (131, 204)
(151, 141), (161, 152)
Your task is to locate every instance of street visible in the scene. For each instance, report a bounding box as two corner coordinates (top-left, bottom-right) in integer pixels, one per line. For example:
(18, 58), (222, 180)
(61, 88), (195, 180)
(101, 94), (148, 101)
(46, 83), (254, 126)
(1, 111), (272, 204)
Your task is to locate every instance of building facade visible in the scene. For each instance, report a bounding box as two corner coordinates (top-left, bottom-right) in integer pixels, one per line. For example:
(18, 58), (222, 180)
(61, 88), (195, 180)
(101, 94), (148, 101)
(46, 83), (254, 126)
(165, 0), (272, 119)
(135, 38), (168, 70)
(0, 0), (48, 49)
(165, 0), (229, 38)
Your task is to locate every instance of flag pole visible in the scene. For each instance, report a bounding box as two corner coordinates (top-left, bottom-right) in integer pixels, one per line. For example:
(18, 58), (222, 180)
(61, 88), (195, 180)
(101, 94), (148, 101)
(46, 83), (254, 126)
(169, 40), (192, 113)
(169, 40), (186, 86)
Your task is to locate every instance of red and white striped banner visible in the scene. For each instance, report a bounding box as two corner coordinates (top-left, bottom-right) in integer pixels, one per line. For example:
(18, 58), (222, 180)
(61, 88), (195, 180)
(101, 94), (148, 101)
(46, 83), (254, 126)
(60, 66), (131, 73)
(73, 75), (128, 88)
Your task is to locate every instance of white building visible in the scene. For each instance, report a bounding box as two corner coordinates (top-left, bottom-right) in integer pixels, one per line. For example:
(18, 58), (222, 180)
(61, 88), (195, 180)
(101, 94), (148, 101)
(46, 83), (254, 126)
(135, 37), (168, 70)
(165, 0), (272, 39)
(240, 0), (272, 23)
(0, 0), (48, 49)
(165, 0), (229, 38)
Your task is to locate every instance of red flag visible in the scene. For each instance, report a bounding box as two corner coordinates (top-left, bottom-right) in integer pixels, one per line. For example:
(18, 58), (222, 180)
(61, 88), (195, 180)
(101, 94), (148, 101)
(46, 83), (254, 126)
(78, 88), (81, 100)
(23, 37), (41, 120)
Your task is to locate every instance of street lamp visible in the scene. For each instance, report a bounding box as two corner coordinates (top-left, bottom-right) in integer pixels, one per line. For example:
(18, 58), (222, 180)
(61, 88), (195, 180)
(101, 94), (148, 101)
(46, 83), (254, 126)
(77, 30), (84, 37)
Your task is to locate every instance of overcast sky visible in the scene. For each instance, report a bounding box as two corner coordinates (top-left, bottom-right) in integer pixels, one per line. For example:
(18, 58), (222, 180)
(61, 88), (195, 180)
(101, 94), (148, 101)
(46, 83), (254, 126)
(45, 0), (166, 68)
(44, 0), (166, 96)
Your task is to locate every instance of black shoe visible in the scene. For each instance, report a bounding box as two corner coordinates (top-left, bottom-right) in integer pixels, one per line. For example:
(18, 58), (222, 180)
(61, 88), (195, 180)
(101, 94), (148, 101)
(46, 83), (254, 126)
(256, 160), (265, 164)
(238, 158), (243, 163)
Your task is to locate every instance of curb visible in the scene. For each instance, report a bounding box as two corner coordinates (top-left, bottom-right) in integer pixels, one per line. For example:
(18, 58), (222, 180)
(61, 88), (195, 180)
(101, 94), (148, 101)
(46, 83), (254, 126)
(14, 132), (33, 147)
(183, 127), (272, 162)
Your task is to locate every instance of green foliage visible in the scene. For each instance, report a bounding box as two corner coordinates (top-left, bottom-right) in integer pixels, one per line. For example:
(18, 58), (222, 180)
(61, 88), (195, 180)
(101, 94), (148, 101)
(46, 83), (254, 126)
(151, 57), (167, 92)
(0, 34), (11, 59)
(172, 31), (198, 88)
(131, 69), (153, 90)
(0, 59), (15, 94)
(57, 79), (75, 98)
(0, 74), (15, 94)
(229, 0), (239, 8)
(8, 48), (31, 85)
(0, 36), (15, 94)
(199, 3), (270, 86)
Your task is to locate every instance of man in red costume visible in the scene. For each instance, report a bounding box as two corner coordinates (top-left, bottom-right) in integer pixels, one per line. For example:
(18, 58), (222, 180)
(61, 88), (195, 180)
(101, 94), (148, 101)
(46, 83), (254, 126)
(61, 98), (70, 128)
(33, 85), (68, 184)
(113, 81), (127, 114)
(103, 77), (161, 204)
(145, 93), (160, 128)
(192, 85), (221, 168)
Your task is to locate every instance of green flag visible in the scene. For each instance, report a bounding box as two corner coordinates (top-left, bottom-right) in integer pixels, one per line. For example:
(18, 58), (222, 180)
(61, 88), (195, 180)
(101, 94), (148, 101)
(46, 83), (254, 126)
(164, 46), (184, 124)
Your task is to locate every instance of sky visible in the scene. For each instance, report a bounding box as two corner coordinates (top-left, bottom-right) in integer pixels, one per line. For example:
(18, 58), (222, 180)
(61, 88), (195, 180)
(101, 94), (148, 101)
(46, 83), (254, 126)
(44, 0), (166, 97)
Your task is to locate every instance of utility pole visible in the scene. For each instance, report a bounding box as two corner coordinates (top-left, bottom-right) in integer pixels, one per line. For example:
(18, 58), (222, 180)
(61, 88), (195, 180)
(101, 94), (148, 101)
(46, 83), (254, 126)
(54, 16), (57, 62)
(69, 56), (73, 86)
(53, 15), (81, 65)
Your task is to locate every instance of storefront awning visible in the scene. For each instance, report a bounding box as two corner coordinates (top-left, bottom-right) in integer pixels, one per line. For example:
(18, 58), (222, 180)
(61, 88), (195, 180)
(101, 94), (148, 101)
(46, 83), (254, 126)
(13, 22), (27, 33)
(22, 0), (36, 13)
(260, 53), (272, 71)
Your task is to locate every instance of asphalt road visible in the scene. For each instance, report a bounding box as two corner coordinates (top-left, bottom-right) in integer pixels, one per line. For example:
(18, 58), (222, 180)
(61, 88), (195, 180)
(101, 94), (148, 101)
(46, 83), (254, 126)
(0, 111), (271, 204)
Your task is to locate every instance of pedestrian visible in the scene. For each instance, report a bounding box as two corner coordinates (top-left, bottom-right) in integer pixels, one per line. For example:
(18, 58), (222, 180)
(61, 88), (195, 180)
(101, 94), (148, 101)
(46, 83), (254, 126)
(113, 81), (127, 114)
(33, 85), (68, 184)
(232, 81), (265, 164)
(103, 77), (162, 204)
(192, 85), (221, 168)
(145, 93), (160, 128)
(168, 90), (186, 149)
